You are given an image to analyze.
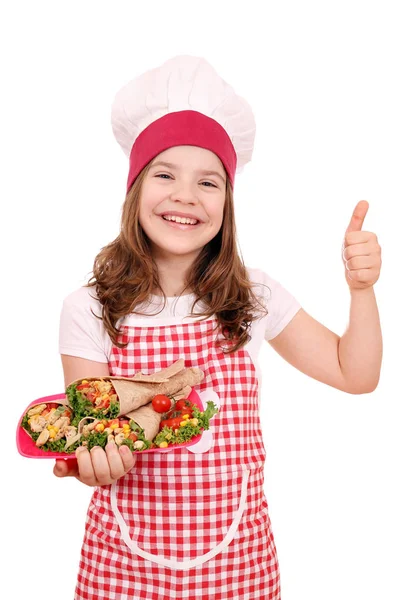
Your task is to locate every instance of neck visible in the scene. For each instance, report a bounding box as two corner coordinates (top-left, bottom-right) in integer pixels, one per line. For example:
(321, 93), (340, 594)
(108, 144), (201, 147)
(152, 255), (195, 297)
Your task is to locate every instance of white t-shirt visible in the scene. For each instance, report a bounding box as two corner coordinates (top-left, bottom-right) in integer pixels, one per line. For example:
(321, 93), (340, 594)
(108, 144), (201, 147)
(58, 268), (302, 378)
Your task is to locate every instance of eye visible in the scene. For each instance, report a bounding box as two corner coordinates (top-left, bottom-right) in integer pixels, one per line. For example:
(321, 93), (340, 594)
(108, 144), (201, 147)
(201, 181), (217, 188)
(154, 174), (217, 187)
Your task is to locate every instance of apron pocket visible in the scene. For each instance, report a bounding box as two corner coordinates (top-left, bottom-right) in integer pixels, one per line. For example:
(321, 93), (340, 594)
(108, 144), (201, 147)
(110, 467), (250, 570)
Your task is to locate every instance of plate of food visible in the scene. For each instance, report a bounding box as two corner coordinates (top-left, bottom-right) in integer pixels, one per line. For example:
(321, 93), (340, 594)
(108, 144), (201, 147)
(16, 359), (219, 458)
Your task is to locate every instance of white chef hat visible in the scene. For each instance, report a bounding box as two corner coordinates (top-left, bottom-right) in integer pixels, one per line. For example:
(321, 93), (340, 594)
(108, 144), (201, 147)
(111, 55), (256, 191)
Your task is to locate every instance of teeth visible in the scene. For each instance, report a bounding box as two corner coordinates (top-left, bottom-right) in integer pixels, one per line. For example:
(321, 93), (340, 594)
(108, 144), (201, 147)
(163, 215), (198, 225)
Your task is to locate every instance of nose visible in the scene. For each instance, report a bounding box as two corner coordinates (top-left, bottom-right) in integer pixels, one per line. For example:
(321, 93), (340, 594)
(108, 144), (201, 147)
(169, 181), (199, 205)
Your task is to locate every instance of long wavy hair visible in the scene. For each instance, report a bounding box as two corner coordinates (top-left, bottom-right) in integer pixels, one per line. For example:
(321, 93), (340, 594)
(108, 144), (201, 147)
(86, 160), (269, 354)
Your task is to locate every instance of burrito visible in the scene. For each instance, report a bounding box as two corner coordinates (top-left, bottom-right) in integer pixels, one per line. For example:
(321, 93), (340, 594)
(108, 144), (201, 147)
(21, 401), (77, 452)
(66, 359), (204, 420)
(63, 397), (218, 453)
(19, 394), (219, 455)
(124, 403), (162, 444)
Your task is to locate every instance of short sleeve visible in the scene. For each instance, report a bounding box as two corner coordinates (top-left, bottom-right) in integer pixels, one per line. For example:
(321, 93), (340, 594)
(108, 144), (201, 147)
(248, 268), (302, 341)
(58, 287), (111, 363)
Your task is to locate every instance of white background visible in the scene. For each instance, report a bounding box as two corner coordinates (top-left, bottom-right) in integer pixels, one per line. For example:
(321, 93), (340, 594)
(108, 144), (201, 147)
(2, 1), (399, 598)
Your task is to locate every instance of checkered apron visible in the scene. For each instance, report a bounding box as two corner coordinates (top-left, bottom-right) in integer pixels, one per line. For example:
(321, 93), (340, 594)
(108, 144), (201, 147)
(75, 317), (281, 599)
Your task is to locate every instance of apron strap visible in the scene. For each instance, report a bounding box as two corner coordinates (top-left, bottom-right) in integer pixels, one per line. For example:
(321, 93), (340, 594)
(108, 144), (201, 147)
(110, 467), (250, 570)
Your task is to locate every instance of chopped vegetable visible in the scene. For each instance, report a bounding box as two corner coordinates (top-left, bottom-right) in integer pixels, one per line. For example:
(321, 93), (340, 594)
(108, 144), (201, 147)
(66, 382), (119, 422)
(153, 401), (218, 448)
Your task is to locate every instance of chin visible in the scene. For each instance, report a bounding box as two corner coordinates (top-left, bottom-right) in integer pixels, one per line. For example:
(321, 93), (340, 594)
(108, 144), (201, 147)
(154, 243), (204, 258)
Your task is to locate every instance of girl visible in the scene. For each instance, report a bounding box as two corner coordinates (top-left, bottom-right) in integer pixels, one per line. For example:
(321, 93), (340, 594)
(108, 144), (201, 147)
(55, 56), (382, 600)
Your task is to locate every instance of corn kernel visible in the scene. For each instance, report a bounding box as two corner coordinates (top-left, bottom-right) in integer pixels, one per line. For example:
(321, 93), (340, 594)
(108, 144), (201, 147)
(110, 423), (119, 430)
(124, 432), (130, 438)
(190, 418), (199, 426)
(95, 424), (105, 432)
(122, 424), (130, 430)
(49, 430), (57, 439)
(180, 420), (189, 427)
(81, 380), (88, 384)
(159, 442), (168, 448)
(182, 414), (190, 420)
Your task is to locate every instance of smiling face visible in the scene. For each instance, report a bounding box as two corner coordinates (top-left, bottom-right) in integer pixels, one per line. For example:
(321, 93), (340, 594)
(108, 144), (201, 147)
(138, 145), (227, 264)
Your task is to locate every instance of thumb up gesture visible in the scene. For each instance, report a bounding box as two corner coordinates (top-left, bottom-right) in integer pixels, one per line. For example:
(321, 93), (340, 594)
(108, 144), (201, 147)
(342, 200), (382, 290)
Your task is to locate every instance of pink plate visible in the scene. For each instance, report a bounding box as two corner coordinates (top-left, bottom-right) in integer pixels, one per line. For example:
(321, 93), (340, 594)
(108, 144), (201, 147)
(16, 389), (204, 459)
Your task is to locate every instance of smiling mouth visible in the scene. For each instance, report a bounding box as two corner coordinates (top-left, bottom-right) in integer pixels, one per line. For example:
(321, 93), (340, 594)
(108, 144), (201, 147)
(161, 215), (199, 225)
(159, 215), (202, 229)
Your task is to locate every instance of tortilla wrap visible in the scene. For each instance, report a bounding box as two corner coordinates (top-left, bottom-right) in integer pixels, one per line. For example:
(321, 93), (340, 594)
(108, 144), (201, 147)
(70, 361), (203, 416)
(171, 385), (192, 401)
(23, 401), (73, 447)
(112, 368), (203, 414)
(125, 403), (163, 442)
(124, 383), (195, 442)
(130, 358), (185, 383)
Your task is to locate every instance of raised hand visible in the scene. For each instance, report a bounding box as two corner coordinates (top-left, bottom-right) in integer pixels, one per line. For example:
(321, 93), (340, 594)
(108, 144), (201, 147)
(342, 200), (382, 290)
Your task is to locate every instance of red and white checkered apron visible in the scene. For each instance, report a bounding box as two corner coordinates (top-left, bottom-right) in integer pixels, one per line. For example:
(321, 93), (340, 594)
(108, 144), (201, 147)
(75, 318), (281, 599)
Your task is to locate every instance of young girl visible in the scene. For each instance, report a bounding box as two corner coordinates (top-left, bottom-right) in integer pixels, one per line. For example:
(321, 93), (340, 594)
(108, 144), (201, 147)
(55, 56), (382, 600)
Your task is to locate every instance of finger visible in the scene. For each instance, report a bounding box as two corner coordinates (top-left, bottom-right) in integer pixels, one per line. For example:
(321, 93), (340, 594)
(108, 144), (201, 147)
(105, 442), (128, 480)
(346, 268), (373, 283)
(344, 255), (374, 271)
(53, 458), (79, 478)
(118, 444), (136, 473)
(345, 200), (369, 233)
(342, 240), (372, 260)
(90, 446), (112, 485)
(76, 446), (98, 486)
(343, 231), (377, 253)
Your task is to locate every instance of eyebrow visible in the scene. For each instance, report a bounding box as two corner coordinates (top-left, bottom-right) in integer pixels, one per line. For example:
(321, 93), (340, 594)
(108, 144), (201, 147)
(150, 160), (226, 183)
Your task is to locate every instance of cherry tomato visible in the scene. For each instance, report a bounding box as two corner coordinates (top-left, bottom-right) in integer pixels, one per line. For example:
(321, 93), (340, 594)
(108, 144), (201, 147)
(164, 405), (193, 419)
(180, 408), (194, 417)
(152, 394), (172, 413)
(160, 417), (182, 431)
(171, 417), (183, 429)
(174, 399), (191, 411)
(128, 432), (138, 442)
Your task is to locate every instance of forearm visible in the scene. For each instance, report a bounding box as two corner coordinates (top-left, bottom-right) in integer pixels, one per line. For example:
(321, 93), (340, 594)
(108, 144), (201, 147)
(338, 286), (383, 393)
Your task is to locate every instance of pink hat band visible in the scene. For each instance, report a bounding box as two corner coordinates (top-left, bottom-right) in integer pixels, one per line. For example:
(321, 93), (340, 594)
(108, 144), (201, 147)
(127, 110), (237, 192)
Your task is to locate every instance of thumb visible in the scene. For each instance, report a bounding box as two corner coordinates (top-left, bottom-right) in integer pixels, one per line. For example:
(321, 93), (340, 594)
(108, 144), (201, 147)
(346, 200), (369, 233)
(53, 458), (79, 478)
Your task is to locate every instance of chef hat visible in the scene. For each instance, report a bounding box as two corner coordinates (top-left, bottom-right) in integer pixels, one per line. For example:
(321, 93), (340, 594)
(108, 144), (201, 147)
(111, 55), (256, 192)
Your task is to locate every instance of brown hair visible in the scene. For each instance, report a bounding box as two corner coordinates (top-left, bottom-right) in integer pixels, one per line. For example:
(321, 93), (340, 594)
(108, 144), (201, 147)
(86, 161), (269, 354)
